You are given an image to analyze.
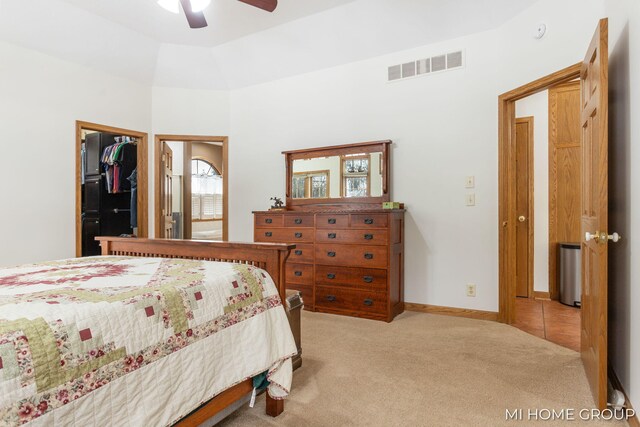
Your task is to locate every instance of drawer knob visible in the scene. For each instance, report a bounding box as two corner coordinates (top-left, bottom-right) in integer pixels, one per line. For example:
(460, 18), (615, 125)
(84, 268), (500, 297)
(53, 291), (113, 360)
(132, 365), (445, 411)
(295, 232), (302, 238)
(294, 271), (302, 277)
(364, 234), (373, 240)
(265, 218), (272, 224)
(363, 276), (373, 283)
(328, 218), (336, 224)
(294, 250), (303, 256)
(364, 253), (374, 259)
(265, 232), (272, 237)
(327, 251), (336, 257)
(294, 218), (302, 224)
(328, 233), (336, 239)
(327, 273), (336, 279)
(364, 218), (374, 224)
(326, 295), (337, 302)
(363, 298), (373, 306)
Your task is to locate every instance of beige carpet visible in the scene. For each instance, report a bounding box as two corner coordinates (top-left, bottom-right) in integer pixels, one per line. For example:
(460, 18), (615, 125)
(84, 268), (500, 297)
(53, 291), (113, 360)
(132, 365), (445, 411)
(219, 311), (628, 426)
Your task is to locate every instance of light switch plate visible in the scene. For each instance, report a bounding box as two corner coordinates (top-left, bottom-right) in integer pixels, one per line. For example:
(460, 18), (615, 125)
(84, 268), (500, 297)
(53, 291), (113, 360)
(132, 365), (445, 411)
(466, 194), (475, 206)
(465, 176), (475, 188)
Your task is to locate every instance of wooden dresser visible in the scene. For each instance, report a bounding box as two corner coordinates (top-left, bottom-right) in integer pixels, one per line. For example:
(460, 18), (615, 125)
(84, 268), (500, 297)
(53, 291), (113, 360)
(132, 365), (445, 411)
(254, 209), (404, 322)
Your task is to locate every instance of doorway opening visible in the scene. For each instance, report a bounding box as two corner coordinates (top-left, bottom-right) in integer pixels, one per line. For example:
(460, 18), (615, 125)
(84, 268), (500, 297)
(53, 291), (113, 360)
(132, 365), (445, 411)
(75, 121), (148, 257)
(498, 63), (581, 325)
(154, 135), (228, 241)
(508, 80), (582, 353)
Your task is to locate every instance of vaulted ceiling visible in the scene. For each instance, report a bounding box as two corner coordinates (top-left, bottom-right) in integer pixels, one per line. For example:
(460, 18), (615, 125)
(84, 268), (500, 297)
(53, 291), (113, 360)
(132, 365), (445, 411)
(0, 0), (538, 89)
(60, 0), (358, 47)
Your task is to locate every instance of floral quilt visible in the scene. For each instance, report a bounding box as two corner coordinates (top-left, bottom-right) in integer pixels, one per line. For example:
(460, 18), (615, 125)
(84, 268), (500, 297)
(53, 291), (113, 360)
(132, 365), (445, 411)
(0, 256), (297, 426)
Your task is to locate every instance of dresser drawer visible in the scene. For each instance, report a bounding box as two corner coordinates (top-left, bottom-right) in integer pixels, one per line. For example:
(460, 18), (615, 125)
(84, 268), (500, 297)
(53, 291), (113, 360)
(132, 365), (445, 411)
(316, 214), (349, 229)
(289, 243), (314, 264)
(315, 265), (387, 291)
(315, 229), (388, 245)
(315, 244), (388, 268)
(255, 228), (314, 243)
(255, 213), (284, 228)
(315, 286), (387, 316)
(284, 214), (314, 228)
(286, 284), (313, 311)
(285, 263), (314, 285)
(350, 213), (388, 228)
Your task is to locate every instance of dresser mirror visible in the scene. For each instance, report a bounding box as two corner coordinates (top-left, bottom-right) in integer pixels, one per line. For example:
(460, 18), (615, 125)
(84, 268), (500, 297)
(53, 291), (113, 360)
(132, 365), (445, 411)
(284, 140), (391, 209)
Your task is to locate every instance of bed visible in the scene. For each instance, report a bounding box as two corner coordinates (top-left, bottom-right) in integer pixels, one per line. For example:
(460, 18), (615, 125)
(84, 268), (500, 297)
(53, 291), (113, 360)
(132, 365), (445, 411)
(0, 237), (297, 426)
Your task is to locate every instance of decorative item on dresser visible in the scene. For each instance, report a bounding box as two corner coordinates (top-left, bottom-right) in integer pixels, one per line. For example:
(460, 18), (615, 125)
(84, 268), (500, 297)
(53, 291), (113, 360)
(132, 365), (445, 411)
(253, 140), (405, 322)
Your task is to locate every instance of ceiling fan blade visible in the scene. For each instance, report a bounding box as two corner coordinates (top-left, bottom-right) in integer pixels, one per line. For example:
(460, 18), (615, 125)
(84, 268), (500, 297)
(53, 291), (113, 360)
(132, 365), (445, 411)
(179, 0), (208, 28)
(237, 0), (277, 12)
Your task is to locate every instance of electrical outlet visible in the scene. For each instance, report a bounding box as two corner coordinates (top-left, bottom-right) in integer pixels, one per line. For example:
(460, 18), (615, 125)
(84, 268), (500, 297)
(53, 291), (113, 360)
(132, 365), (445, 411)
(465, 176), (475, 188)
(466, 283), (476, 297)
(466, 194), (475, 206)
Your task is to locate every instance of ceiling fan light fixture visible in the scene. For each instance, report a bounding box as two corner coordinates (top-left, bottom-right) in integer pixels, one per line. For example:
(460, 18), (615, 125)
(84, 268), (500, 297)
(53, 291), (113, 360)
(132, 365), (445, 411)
(157, 0), (180, 14)
(189, 0), (211, 13)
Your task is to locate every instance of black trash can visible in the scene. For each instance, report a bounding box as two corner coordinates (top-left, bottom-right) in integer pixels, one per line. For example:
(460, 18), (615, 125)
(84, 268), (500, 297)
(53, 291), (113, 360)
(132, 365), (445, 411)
(559, 242), (581, 307)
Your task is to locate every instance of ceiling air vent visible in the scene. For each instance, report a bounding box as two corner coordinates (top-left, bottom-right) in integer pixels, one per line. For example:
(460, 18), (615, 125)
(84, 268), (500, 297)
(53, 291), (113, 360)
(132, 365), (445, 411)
(388, 64), (402, 81)
(431, 55), (446, 72)
(447, 51), (463, 69)
(387, 50), (464, 82)
(402, 62), (416, 78)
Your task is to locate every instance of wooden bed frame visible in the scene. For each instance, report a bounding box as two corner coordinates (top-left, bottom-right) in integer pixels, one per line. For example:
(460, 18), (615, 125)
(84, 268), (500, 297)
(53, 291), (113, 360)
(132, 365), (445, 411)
(96, 237), (294, 426)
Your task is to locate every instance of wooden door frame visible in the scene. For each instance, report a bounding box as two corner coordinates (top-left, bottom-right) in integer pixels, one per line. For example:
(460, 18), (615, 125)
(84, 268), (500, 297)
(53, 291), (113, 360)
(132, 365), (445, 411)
(154, 135), (229, 241)
(514, 116), (535, 299)
(498, 63), (581, 323)
(75, 121), (149, 257)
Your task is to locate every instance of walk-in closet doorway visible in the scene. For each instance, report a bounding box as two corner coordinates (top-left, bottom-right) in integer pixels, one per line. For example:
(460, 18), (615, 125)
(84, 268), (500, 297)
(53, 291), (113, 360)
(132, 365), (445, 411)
(75, 121), (149, 256)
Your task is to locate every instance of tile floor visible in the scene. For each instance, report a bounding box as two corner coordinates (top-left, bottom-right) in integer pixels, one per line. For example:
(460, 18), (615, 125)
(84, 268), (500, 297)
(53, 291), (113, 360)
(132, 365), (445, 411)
(512, 298), (581, 352)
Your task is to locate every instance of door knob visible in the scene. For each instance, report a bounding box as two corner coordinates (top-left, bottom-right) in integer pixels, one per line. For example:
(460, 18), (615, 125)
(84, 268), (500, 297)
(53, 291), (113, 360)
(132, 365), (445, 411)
(585, 231), (620, 243)
(518, 215), (526, 222)
(608, 232), (622, 243)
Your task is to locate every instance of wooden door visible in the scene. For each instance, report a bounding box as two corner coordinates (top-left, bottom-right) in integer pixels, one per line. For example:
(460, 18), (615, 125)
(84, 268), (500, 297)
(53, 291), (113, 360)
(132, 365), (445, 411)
(515, 117), (533, 298)
(161, 143), (174, 238)
(580, 18), (609, 410)
(548, 81), (582, 300)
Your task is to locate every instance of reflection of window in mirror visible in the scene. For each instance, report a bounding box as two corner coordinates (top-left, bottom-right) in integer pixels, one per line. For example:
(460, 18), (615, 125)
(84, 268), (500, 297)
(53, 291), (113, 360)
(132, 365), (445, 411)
(292, 170), (329, 198)
(341, 154), (370, 197)
(191, 159), (223, 220)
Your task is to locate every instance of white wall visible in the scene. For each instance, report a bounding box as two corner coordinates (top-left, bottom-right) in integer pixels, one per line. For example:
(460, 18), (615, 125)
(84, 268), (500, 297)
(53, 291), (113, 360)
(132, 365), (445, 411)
(516, 91), (550, 293)
(0, 41), (151, 266)
(604, 0), (640, 413)
(229, 0), (606, 312)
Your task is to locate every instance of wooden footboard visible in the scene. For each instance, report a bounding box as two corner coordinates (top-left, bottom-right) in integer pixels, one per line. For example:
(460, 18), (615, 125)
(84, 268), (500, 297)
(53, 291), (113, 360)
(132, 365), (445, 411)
(97, 237), (293, 302)
(96, 237), (294, 423)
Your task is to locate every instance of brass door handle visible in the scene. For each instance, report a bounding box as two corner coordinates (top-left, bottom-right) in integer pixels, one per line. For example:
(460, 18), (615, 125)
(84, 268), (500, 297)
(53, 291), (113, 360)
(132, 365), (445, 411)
(586, 231), (622, 244)
(518, 216), (526, 222)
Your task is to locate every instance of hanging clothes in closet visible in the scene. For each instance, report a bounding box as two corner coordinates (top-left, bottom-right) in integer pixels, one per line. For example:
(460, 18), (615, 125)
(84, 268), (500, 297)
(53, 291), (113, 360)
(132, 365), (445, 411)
(101, 137), (137, 194)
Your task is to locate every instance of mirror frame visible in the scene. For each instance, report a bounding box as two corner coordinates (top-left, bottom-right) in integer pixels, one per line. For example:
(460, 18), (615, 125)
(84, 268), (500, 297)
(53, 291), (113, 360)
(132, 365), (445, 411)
(283, 140), (391, 210)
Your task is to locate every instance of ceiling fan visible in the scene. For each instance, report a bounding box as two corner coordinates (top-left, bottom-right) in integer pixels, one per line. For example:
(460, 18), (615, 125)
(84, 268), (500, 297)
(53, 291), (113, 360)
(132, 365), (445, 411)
(158, 0), (277, 29)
